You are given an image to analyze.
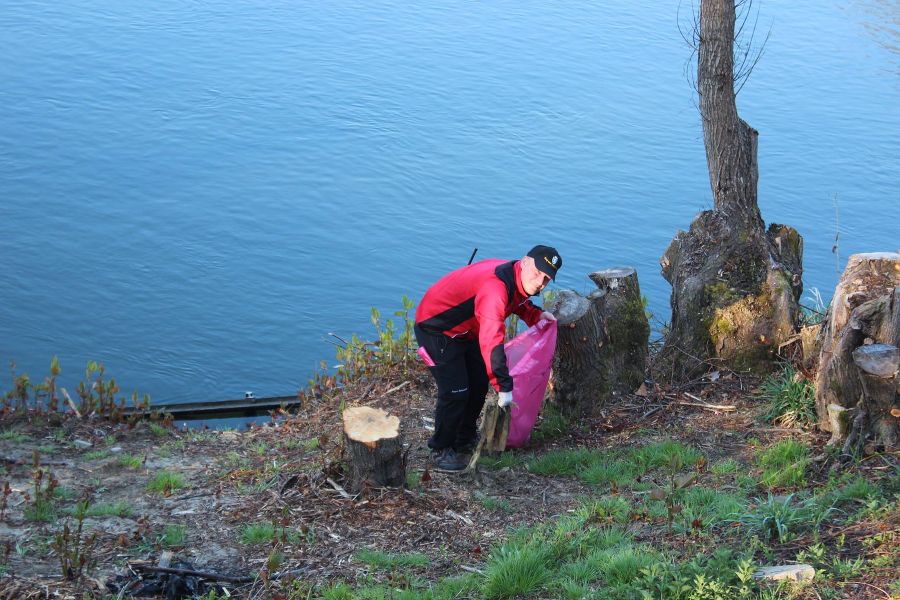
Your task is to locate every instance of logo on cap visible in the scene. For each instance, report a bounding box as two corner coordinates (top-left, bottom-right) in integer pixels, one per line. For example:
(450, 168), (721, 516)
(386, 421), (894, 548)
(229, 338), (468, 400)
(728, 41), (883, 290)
(544, 256), (559, 270)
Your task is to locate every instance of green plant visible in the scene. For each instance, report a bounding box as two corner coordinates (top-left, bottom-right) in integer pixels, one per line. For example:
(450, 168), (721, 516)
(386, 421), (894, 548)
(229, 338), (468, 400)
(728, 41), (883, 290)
(82, 450), (111, 461)
(25, 456), (59, 522)
(757, 439), (810, 489)
(529, 404), (572, 444)
(148, 422), (169, 437)
(758, 365), (816, 428)
(734, 493), (818, 543)
(146, 471), (186, 495)
(241, 522), (276, 544)
(0, 430), (29, 443)
(483, 540), (553, 599)
(82, 501), (132, 518)
(477, 495), (513, 512)
(159, 524), (187, 547)
(52, 498), (97, 580)
(119, 454), (143, 469)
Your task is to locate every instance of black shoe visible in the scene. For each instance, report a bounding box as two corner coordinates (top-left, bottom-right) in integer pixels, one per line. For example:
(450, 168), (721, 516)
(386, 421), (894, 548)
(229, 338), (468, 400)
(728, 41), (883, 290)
(455, 436), (479, 455)
(430, 447), (467, 472)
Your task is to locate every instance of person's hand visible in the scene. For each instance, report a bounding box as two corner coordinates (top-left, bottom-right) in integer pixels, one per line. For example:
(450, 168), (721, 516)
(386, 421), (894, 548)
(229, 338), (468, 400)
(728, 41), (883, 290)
(540, 311), (557, 321)
(498, 391), (513, 408)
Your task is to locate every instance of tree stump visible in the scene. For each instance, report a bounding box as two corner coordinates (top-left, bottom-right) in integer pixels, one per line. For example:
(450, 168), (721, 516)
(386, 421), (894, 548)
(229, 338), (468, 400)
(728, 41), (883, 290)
(814, 253), (900, 452)
(548, 267), (649, 416)
(342, 406), (405, 493)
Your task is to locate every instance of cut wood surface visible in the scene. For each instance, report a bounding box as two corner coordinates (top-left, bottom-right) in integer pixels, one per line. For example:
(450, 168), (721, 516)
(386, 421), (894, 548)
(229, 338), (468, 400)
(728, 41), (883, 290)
(342, 406), (404, 492)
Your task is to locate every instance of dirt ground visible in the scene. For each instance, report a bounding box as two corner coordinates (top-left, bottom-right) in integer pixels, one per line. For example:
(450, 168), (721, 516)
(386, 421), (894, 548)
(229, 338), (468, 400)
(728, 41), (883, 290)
(0, 367), (896, 598)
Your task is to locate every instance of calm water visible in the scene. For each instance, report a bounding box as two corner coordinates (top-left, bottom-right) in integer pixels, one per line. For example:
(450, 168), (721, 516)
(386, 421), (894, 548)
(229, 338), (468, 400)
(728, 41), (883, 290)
(1, 1), (897, 405)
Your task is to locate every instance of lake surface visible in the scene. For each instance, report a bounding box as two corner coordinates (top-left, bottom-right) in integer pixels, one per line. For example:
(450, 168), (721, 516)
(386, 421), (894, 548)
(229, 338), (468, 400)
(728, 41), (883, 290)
(1, 1), (897, 405)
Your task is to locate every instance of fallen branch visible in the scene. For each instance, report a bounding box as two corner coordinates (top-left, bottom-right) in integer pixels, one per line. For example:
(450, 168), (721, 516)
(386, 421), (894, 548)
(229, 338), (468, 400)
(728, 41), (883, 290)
(326, 477), (353, 499)
(674, 401), (736, 412)
(61, 388), (81, 418)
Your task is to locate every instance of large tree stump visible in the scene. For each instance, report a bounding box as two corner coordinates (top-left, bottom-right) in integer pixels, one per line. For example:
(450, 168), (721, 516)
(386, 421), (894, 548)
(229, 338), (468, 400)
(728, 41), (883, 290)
(547, 268), (649, 416)
(342, 406), (405, 493)
(851, 344), (899, 451)
(814, 253), (900, 451)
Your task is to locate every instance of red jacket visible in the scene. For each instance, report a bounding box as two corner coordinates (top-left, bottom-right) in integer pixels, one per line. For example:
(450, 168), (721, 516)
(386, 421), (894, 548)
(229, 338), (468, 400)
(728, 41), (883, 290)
(415, 259), (542, 392)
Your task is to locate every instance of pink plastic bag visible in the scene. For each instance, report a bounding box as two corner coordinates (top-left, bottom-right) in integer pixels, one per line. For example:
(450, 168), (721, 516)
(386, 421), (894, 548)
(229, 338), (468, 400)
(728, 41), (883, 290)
(505, 319), (558, 448)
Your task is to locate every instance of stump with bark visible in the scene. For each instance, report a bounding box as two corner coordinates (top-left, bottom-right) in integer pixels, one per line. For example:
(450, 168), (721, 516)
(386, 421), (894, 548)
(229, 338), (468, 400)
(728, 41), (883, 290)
(342, 406), (405, 493)
(657, 0), (803, 381)
(814, 252), (900, 452)
(547, 267), (649, 416)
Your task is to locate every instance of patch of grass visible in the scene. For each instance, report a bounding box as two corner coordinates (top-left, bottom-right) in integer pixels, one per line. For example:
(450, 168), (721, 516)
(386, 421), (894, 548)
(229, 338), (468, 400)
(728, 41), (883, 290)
(529, 404), (572, 444)
(0, 430), (29, 443)
(119, 454), (143, 469)
(160, 524), (187, 547)
(146, 471), (186, 495)
(482, 540), (553, 599)
(628, 440), (702, 472)
(527, 448), (596, 477)
(83, 449), (111, 461)
(477, 495), (513, 512)
(302, 437), (321, 451)
(37, 444), (57, 455)
(673, 486), (746, 533)
(575, 495), (632, 525)
(24, 499), (56, 522)
(251, 441), (269, 456)
(148, 422), (168, 437)
(86, 501), (132, 518)
(758, 365), (816, 428)
(757, 439), (810, 489)
(581, 456), (640, 488)
(711, 458), (740, 475)
(355, 548), (430, 570)
(53, 486), (77, 501)
(734, 492), (819, 543)
(478, 452), (525, 470)
(406, 471), (421, 489)
(241, 522), (276, 544)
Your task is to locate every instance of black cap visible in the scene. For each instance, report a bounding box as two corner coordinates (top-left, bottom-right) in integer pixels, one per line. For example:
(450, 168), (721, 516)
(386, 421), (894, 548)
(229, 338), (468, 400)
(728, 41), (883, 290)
(527, 245), (562, 280)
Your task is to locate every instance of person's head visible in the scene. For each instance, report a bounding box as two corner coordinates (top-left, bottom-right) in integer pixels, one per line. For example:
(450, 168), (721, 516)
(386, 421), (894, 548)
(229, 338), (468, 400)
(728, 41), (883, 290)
(520, 245), (562, 296)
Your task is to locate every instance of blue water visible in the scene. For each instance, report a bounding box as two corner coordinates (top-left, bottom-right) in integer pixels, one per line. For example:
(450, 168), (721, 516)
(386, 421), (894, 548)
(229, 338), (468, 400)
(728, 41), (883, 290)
(1, 1), (897, 404)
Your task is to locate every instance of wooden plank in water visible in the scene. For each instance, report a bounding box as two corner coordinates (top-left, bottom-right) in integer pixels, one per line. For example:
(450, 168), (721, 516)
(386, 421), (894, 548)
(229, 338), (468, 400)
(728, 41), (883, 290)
(123, 394), (301, 420)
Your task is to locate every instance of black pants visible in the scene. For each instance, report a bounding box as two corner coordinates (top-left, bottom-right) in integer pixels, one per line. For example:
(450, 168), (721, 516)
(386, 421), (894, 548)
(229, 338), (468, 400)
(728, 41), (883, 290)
(415, 324), (489, 451)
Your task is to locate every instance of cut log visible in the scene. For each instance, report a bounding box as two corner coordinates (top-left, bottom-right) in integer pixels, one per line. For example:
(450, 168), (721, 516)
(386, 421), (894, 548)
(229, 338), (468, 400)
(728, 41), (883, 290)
(342, 406), (404, 493)
(815, 253), (900, 453)
(548, 267), (649, 416)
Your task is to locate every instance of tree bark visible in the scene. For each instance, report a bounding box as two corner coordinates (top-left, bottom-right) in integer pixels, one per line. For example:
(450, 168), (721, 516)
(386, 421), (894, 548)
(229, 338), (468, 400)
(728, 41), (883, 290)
(814, 253), (900, 452)
(342, 406), (405, 493)
(549, 268), (649, 416)
(657, 0), (802, 381)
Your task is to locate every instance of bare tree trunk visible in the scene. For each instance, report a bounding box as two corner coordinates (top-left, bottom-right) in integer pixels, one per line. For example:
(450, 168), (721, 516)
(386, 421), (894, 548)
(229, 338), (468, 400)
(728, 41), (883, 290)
(658, 0), (802, 381)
